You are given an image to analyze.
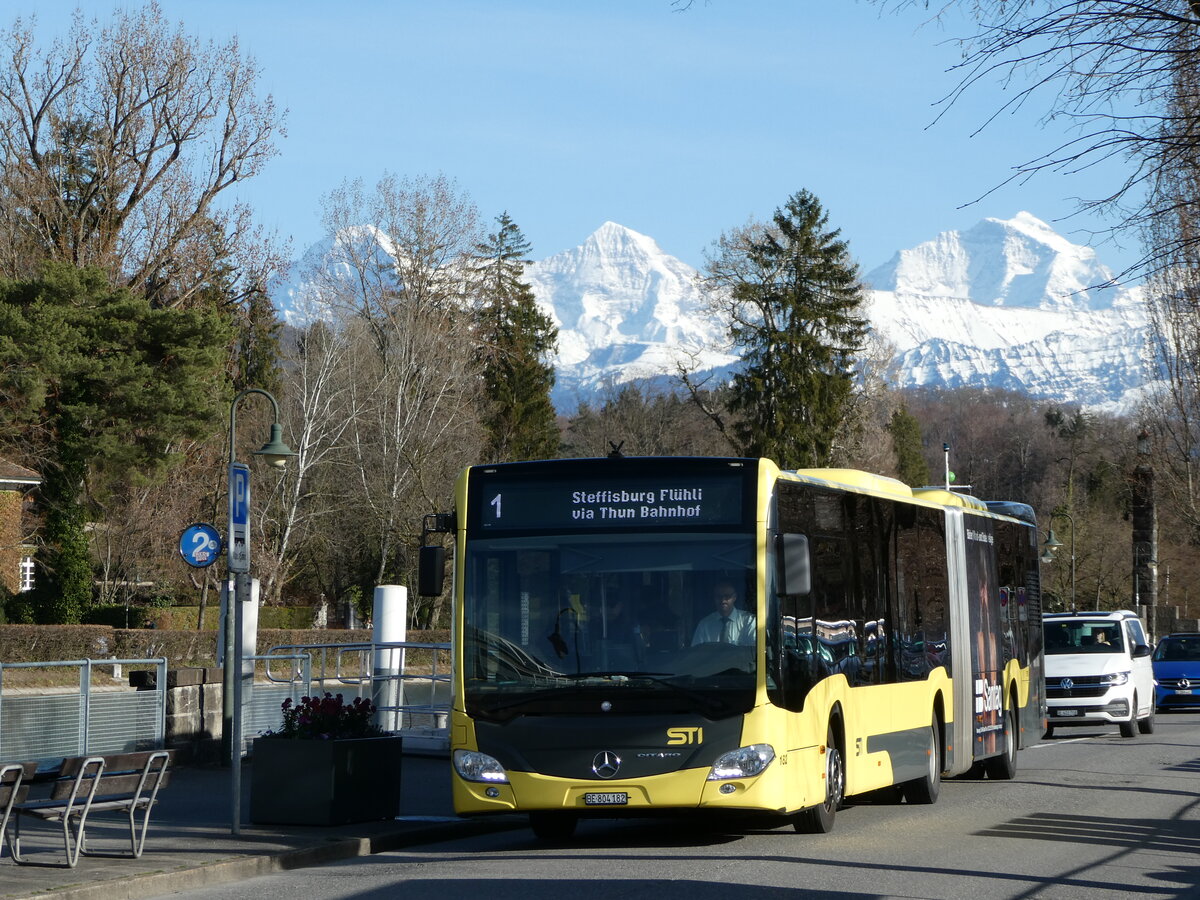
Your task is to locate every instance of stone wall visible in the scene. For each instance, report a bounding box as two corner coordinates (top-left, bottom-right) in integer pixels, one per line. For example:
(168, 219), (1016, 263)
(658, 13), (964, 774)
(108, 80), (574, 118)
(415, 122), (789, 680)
(163, 667), (225, 764)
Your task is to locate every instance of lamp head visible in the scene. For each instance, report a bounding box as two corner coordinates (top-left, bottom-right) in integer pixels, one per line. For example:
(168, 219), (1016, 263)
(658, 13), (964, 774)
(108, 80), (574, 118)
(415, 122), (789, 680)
(1040, 529), (1062, 565)
(253, 423), (296, 469)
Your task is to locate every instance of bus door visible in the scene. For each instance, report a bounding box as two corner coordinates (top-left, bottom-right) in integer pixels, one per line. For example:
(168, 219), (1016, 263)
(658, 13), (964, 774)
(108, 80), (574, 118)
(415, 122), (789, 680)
(943, 509), (974, 775)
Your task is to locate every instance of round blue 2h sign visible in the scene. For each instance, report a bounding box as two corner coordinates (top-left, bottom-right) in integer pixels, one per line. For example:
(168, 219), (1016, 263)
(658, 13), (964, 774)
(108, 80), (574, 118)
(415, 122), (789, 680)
(179, 523), (223, 568)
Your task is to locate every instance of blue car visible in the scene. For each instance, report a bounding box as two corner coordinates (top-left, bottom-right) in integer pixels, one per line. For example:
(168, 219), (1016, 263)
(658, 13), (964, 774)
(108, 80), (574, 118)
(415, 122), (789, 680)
(1153, 633), (1200, 711)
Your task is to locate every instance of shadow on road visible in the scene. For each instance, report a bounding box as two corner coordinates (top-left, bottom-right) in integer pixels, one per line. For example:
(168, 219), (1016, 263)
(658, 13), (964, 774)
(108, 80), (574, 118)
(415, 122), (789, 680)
(976, 810), (1200, 855)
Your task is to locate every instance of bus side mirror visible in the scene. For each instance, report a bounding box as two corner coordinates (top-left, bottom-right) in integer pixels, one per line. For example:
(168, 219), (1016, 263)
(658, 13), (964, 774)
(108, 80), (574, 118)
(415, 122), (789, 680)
(417, 511), (455, 597)
(780, 533), (811, 596)
(418, 545), (446, 597)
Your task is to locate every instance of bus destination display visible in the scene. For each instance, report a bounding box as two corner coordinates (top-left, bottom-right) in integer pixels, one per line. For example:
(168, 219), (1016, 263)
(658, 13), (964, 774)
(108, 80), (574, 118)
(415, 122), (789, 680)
(473, 474), (745, 531)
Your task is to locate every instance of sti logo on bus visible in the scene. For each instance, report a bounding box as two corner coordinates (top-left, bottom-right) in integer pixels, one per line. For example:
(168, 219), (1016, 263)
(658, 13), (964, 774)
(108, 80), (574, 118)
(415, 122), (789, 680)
(667, 727), (703, 745)
(975, 677), (1002, 714)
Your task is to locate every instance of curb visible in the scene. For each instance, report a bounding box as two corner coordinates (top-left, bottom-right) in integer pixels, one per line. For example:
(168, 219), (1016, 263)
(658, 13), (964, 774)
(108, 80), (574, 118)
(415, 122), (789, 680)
(11, 818), (526, 900)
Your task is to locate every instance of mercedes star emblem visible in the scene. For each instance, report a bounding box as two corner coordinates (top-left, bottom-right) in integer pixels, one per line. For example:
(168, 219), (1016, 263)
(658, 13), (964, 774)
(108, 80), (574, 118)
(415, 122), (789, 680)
(592, 750), (621, 779)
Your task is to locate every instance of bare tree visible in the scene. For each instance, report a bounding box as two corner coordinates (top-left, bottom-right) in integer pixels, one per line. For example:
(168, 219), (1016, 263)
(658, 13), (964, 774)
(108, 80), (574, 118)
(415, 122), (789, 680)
(251, 321), (358, 607)
(835, 332), (903, 474)
(0, 3), (286, 306)
(297, 174), (485, 626)
(562, 381), (730, 459)
(879, 1), (1200, 280)
(1134, 22), (1200, 542)
(84, 433), (225, 620)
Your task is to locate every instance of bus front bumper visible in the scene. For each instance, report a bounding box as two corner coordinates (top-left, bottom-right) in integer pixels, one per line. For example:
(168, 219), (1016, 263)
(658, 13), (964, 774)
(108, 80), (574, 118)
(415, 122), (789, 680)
(451, 746), (823, 818)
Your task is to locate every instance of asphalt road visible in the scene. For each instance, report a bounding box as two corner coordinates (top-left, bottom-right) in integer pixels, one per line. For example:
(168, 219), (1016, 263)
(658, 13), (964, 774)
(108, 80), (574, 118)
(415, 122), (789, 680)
(149, 711), (1200, 900)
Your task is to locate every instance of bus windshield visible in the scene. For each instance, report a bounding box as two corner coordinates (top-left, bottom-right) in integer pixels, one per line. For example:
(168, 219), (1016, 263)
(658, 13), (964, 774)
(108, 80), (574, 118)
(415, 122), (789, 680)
(462, 531), (757, 720)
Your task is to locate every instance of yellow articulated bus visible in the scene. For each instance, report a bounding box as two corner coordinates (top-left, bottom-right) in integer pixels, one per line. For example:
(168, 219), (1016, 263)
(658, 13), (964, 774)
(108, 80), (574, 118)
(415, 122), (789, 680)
(418, 456), (1045, 839)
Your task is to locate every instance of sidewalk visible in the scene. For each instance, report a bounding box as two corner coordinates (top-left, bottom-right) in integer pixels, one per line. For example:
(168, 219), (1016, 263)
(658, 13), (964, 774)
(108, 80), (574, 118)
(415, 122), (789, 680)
(0, 753), (522, 900)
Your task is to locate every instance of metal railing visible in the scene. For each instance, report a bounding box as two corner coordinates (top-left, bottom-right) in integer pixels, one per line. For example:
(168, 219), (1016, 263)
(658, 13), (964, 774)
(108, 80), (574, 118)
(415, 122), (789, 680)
(250, 641), (451, 753)
(239, 651), (313, 744)
(0, 658), (167, 767)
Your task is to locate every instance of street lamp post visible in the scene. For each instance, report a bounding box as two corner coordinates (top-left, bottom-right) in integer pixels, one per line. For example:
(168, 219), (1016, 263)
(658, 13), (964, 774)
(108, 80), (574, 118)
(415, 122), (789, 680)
(224, 388), (295, 836)
(1041, 510), (1076, 612)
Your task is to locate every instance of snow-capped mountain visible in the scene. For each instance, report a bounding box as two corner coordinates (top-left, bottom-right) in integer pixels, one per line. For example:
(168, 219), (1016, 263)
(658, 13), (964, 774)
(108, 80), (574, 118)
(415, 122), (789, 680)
(274, 212), (1149, 414)
(864, 212), (1147, 411)
(529, 213), (1147, 412)
(525, 222), (736, 410)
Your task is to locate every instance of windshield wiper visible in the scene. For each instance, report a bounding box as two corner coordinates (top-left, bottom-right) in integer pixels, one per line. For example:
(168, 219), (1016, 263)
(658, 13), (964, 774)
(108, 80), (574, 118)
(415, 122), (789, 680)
(562, 670), (672, 680)
(481, 672), (671, 711)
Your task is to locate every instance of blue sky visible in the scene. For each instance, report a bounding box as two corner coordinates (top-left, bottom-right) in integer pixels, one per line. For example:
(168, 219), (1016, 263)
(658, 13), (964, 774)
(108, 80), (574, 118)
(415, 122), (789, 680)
(14, 1), (1139, 275)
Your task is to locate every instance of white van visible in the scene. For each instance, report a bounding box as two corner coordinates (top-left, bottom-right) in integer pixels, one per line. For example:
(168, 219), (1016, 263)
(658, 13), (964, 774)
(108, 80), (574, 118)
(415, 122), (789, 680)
(1043, 610), (1155, 738)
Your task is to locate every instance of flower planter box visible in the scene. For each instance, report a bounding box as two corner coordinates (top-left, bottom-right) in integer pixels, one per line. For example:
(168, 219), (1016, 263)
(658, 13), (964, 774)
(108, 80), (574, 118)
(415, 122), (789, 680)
(250, 735), (403, 826)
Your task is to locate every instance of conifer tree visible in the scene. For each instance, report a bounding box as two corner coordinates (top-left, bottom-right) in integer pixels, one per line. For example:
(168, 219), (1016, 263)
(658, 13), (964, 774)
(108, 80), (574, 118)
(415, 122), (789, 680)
(703, 190), (868, 468)
(890, 405), (930, 487)
(0, 263), (231, 622)
(474, 213), (559, 461)
(236, 286), (284, 395)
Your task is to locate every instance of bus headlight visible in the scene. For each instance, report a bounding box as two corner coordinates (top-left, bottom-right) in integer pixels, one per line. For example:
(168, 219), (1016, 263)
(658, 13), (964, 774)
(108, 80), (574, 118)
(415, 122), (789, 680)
(1102, 671), (1130, 686)
(453, 749), (509, 783)
(707, 744), (775, 781)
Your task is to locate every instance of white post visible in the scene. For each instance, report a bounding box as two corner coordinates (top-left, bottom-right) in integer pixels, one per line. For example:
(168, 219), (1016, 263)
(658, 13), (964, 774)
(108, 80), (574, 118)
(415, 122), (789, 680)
(373, 585), (407, 732)
(219, 580), (260, 678)
(242, 579), (260, 717)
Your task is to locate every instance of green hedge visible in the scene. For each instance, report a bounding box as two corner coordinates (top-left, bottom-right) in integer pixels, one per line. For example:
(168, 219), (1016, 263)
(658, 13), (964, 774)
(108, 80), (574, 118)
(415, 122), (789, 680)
(147, 606), (319, 631)
(0, 626), (450, 667)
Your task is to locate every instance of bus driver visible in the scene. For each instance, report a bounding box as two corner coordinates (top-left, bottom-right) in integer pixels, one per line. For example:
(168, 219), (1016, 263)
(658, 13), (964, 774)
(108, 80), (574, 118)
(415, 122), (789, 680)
(692, 581), (756, 646)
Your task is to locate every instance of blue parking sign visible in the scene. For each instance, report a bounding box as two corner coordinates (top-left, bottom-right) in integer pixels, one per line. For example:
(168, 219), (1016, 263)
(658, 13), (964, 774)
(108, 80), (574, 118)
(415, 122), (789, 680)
(228, 463), (250, 573)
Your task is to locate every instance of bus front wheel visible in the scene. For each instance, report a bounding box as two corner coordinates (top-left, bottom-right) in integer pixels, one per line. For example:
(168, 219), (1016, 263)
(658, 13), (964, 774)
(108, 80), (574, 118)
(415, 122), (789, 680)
(793, 724), (844, 834)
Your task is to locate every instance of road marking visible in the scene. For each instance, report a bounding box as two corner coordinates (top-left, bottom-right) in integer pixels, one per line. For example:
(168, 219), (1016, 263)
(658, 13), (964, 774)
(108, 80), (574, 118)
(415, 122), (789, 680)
(1028, 736), (1094, 748)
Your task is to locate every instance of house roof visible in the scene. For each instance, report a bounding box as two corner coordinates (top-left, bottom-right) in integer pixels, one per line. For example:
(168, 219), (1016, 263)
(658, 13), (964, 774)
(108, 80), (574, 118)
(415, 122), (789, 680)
(0, 457), (40, 490)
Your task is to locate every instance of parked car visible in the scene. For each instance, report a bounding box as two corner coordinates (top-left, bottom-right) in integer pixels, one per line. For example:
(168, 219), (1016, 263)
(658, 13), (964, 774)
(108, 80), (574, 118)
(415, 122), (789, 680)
(1152, 633), (1200, 712)
(1043, 610), (1155, 738)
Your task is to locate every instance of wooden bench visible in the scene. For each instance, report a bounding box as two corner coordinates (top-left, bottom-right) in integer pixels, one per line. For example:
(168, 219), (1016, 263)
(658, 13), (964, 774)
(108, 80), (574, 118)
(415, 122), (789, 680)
(6, 750), (171, 868)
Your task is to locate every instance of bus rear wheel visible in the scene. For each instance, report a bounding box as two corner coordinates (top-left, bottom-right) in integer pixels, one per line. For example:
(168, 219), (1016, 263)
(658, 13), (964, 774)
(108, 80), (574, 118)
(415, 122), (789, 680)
(984, 705), (1018, 780)
(901, 717), (941, 804)
(793, 724), (844, 834)
(529, 811), (578, 841)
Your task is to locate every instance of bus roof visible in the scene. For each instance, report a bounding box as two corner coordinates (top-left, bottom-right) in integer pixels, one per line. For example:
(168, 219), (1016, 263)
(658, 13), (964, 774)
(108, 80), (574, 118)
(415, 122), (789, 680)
(788, 468), (913, 500)
(910, 487), (989, 511)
